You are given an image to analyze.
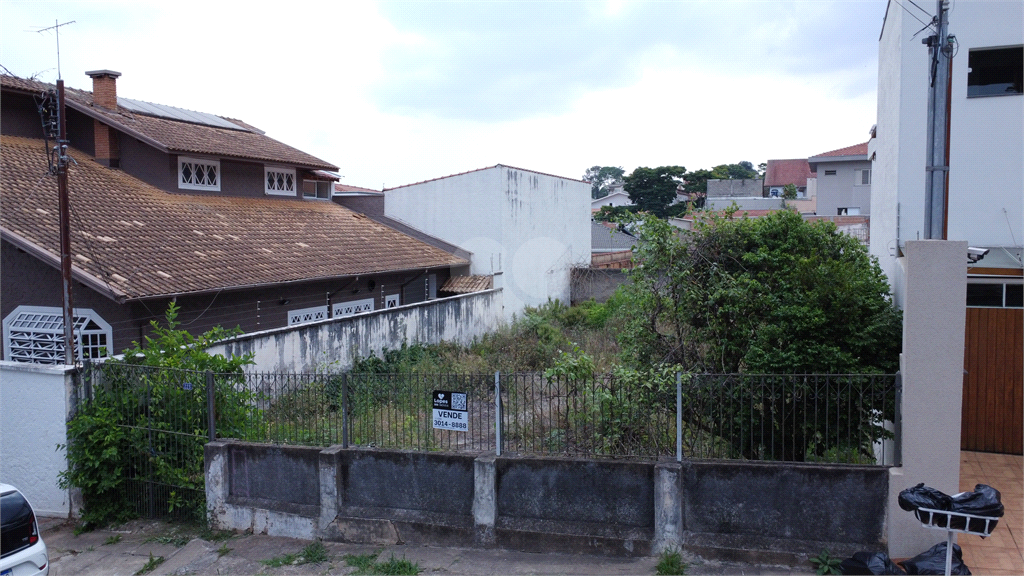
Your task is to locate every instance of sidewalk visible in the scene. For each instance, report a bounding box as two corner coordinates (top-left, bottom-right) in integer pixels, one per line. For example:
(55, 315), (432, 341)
(38, 517), (808, 575)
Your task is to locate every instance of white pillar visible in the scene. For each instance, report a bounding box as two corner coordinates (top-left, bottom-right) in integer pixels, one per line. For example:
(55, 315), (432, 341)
(887, 240), (967, 558)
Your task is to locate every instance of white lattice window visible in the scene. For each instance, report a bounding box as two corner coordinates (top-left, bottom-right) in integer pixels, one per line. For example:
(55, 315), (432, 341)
(178, 157), (220, 191)
(3, 306), (112, 365)
(265, 167), (296, 196)
(287, 305), (327, 326)
(332, 298), (374, 318)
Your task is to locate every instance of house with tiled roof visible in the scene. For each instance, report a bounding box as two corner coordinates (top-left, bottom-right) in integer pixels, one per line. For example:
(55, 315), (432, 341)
(1, 71), (468, 364)
(807, 142), (872, 216)
(763, 158), (816, 199)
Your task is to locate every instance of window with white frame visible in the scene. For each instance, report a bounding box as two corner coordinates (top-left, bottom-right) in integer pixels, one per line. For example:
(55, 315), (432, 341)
(265, 167), (296, 196)
(178, 157), (220, 191)
(332, 298), (374, 318)
(3, 305), (112, 365)
(967, 280), (1024, 308)
(855, 169), (871, 186)
(302, 180), (331, 200)
(287, 305), (327, 326)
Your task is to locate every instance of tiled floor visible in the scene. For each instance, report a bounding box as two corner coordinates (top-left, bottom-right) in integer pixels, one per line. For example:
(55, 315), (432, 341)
(957, 451), (1023, 575)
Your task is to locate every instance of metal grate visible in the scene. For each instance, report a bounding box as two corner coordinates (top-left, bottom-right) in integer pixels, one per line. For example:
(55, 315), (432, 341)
(3, 306), (112, 364)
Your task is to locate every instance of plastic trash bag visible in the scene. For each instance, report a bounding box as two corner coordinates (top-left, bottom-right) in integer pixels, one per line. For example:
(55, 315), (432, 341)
(840, 551), (907, 575)
(948, 484), (1003, 532)
(902, 542), (970, 575)
(898, 483), (952, 512)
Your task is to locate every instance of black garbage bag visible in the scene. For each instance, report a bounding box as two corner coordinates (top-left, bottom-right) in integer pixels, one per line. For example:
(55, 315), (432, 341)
(898, 483), (952, 512)
(902, 542), (970, 575)
(840, 551), (907, 575)
(948, 484), (1003, 532)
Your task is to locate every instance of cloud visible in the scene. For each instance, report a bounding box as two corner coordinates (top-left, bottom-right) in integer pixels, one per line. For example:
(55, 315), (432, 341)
(370, 0), (886, 121)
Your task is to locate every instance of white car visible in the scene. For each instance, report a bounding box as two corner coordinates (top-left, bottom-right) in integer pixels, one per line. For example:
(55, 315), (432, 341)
(0, 484), (48, 576)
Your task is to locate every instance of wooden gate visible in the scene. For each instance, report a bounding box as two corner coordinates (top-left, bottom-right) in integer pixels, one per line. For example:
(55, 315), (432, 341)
(961, 307), (1023, 454)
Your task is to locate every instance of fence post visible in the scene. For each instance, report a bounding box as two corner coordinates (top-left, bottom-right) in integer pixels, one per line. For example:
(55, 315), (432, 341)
(206, 370), (215, 443)
(494, 371), (501, 457)
(676, 372), (683, 463)
(894, 372), (902, 467)
(342, 373), (349, 449)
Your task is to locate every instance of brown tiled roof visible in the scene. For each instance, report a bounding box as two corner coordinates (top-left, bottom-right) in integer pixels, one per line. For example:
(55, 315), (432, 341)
(0, 136), (465, 301)
(440, 275), (493, 294)
(808, 142), (869, 159)
(764, 159), (815, 187)
(335, 183), (382, 194)
(1, 75), (336, 170)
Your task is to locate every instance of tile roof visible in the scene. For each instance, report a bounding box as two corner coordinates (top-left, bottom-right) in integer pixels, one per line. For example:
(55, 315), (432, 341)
(1, 136), (466, 301)
(334, 183), (382, 194)
(440, 275), (493, 294)
(592, 221), (638, 251)
(808, 142), (870, 159)
(1, 74), (336, 170)
(764, 159), (815, 187)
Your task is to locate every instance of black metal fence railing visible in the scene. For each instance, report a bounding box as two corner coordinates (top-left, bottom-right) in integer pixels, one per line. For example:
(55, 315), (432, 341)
(227, 371), (900, 466)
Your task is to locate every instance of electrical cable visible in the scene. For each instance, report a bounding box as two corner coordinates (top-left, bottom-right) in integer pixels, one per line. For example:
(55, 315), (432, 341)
(905, 0), (934, 19)
(894, 0), (935, 31)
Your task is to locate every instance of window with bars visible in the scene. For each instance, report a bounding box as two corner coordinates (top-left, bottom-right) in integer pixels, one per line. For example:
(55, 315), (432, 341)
(178, 157), (220, 191)
(265, 167), (296, 196)
(2, 306), (112, 364)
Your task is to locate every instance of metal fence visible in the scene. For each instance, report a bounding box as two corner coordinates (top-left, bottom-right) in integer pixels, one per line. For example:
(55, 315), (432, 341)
(228, 371), (901, 466)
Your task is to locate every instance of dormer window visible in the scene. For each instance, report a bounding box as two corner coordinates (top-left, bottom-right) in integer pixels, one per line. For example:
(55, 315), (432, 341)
(178, 157), (220, 191)
(302, 180), (332, 200)
(265, 167), (296, 196)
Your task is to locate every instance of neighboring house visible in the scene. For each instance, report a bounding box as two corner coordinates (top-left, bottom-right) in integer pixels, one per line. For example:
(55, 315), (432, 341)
(808, 142), (872, 216)
(591, 189), (632, 211)
(590, 221), (636, 269)
(669, 209), (781, 231)
(763, 159), (815, 198)
(706, 178), (764, 198)
(383, 165), (591, 320)
(870, 0), (1022, 455)
(1, 71), (467, 364)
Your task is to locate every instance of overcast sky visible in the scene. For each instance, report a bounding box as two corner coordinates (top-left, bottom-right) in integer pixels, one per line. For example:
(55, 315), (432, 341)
(1, 0), (890, 188)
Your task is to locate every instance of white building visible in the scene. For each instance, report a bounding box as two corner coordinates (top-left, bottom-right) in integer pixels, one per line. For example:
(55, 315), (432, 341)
(870, 0), (1022, 452)
(591, 189), (633, 210)
(384, 165), (591, 320)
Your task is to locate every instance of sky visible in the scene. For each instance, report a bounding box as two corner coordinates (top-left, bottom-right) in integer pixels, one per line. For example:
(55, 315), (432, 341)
(1, 0), (890, 189)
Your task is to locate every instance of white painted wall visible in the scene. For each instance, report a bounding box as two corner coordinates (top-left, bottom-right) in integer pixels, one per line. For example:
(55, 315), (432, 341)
(591, 191), (633, 210)
(871, 0), (1023, 287)
(385, 166), (591, 320)
(0, 361), (75, 517)
(886, 240), (967, 558)
(814, 160), (873, 216)
(207, 289), (504, 373)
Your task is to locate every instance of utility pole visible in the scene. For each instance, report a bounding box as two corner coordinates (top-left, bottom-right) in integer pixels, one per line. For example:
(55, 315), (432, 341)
(923, 0), (954, 239)
(37, 19), (78, 364)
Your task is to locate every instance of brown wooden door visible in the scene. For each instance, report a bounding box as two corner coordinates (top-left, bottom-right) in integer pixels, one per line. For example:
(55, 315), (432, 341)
(961, 307), (1023, 454)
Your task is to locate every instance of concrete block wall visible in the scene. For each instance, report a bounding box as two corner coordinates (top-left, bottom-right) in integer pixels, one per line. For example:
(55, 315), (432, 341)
(207, 441), (889, 560)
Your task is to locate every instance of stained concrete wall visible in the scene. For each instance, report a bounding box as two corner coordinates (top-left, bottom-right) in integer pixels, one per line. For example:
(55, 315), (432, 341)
(207, 441), (889, 561)
(886, 240), (968, 558)
(0, 361), (78, 517)
(205, 289), (503, 374)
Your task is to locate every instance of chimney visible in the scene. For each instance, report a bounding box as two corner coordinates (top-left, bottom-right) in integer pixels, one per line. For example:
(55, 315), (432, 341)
(86, 70), (122, 168)
(85, 69), (121, 109)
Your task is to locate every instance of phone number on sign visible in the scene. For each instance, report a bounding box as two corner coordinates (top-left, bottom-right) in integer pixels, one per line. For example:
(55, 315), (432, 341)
(434, 420), (468, 430)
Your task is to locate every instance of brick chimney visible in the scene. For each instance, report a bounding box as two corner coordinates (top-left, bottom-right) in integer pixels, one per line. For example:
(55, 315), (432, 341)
(85, 70), (121, 168)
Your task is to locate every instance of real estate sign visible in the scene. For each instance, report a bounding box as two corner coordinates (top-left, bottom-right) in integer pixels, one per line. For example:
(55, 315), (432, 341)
(432, 390), (468, 431)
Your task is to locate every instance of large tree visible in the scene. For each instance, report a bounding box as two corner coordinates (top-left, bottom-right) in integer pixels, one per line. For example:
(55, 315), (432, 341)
(617, 209), (901, 374)
(583, 166), (625, 199)
(622, 166), (686, 218)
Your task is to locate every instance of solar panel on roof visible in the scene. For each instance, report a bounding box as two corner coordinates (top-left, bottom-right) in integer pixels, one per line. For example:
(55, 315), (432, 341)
(118, 97), (248, 131)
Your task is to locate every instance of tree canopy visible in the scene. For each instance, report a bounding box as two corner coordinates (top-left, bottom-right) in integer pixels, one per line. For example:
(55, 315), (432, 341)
(622, 166), (686, 218)
(583, 166), (625, 199)
(617, 210), (902, 374)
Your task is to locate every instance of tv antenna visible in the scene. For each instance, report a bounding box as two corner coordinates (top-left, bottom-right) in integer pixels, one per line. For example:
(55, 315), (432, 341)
(33, 19), (76, 80)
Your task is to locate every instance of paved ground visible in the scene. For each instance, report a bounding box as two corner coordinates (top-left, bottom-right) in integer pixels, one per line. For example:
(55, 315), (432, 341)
(957, 450), (1024, 576)
(39, 517), (809, 575)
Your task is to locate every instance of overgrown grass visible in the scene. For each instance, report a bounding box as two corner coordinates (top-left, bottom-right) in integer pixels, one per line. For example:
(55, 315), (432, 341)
(656, 548), (686, 575)
(344, 551), (420, 575)
(262, 540), (330, 567)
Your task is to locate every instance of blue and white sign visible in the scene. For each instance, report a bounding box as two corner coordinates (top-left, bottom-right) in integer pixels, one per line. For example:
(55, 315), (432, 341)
(432, 390), (468, 431)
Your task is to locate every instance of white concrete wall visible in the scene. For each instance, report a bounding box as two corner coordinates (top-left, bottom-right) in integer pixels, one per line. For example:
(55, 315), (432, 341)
(385, 166), (590, 320)
(886, 240), (967, 558)
(591, 192), (632, 210)
(872, 0), (1023, 287)
(0, 361), (75, 517)
(207, 289), (504, 373)
(946, 1), (1024, 247)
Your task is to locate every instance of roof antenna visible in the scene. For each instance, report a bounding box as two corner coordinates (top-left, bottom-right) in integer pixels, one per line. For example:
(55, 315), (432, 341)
(34, 19), (75, 80)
